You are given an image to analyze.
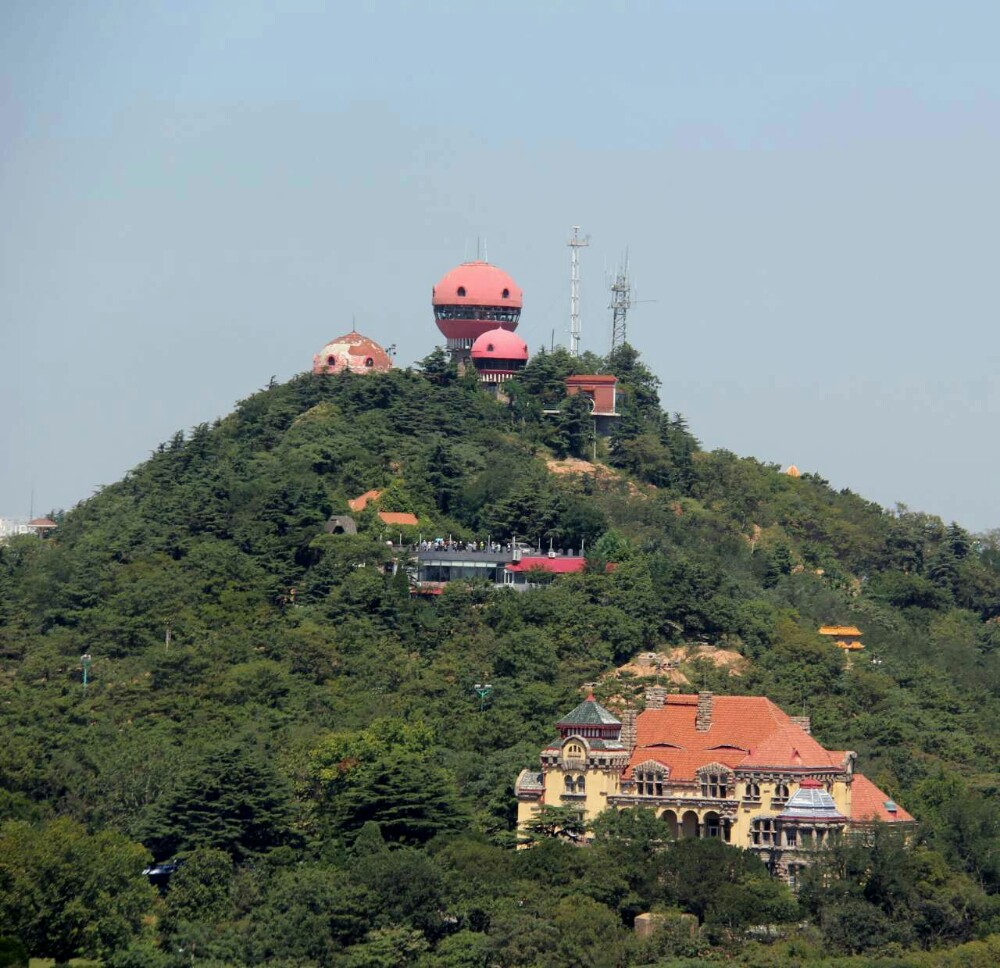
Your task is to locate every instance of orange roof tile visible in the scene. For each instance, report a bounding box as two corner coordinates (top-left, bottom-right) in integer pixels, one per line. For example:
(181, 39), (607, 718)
(818, 626), (862, 637)
(850, 774), (915, 823)
(626, 695), (843, 781)
(349, 489), (382, 512)
(378, 511), (419, 527)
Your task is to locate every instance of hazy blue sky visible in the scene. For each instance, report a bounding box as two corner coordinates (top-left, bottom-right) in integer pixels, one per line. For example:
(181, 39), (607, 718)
(2, 1), (999, 529)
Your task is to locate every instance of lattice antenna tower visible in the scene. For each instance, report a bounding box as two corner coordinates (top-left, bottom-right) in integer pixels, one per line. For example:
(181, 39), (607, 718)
(609, 250), (632, 352)
(567, 225), (590, 357)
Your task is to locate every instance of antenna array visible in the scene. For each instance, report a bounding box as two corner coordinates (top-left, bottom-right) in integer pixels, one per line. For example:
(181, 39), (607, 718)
(609, 252), (631, 352)
(567, 226), (590, 357)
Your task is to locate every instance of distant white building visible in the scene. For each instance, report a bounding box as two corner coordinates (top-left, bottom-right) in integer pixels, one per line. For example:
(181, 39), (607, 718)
(0, 517), (57, 540)
(0, 517), (32, 539)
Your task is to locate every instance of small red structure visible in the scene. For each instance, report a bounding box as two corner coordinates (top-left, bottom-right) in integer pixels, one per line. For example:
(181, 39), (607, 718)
(347, 490), (418, 528)
(565, 375), (619, 416)
(349, 489), (382, 512)
(28, 517), (57, 536)
(432, 261), (522, 358)
(378, 511), (419, 527)
(470, 328), (529, 385)
(313, 331), (393, 375)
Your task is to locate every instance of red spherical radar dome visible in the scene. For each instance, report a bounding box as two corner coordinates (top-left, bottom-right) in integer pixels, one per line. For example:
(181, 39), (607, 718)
(470, 328), (529, 362)
(431, 260), (523, 347)
(312, 331), (393, 375)
(470, 328), (529, 383)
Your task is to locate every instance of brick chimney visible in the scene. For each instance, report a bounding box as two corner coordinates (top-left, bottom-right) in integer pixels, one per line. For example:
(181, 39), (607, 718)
(791, 715), (812, 735)
(620, 704), (637, 753)
(645, 685), (667, 710)
(695, 691), (714, 731)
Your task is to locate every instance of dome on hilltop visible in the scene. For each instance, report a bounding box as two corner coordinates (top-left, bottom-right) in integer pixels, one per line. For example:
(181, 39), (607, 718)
(432, 261), (523, 345)
(312, 331), (393, 375)
(470, 328), (529, 384)
(432, 261), (523, 309)
(470, 328), (529, 362)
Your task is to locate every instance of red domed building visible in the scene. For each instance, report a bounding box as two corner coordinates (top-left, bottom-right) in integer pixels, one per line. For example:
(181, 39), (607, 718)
(470, 328), (529, 385)
(432, 260), (523, 360)
(312, 331), (393, 375)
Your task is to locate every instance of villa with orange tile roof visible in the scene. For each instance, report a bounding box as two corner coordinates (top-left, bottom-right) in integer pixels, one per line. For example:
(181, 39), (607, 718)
(516, 686), (913, 884)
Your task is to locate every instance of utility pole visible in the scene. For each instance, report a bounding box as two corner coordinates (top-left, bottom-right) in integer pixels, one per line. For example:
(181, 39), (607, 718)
(473, 682), (493, 712)
(567, 226), (590, 357)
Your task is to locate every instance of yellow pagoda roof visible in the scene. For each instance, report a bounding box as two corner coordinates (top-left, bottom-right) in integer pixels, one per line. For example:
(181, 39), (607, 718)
(818, 626), (862, 637)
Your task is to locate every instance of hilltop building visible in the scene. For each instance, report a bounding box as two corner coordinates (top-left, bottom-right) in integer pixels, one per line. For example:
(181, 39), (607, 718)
(432, 260), (523, 363)
(565, 374), (621, 433)
(516, 687), (913, 884)
(312, 331), (393, 375)
(413, 546), (603, 592)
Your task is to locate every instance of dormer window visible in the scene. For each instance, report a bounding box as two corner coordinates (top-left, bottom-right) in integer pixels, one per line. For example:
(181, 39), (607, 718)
(699, 771), (731, 799)
(632, 760), (667, 797)
(457, 286), (466, 297)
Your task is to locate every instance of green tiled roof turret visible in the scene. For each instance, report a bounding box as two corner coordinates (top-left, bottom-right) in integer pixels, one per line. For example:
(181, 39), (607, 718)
(556, 694), (621, 727)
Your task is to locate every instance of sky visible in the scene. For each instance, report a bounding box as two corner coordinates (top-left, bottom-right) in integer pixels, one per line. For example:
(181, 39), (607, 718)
(2, 1), (999, 529)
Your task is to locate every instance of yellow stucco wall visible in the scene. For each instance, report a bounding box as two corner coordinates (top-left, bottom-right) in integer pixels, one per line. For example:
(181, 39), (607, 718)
(518, 768), (853, 849)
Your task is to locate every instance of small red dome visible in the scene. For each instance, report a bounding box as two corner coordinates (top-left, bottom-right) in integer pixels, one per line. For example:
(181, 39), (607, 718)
(432, 261), (523, 309)
(312, 331), (393, 375)
(470, 328), (529, 362)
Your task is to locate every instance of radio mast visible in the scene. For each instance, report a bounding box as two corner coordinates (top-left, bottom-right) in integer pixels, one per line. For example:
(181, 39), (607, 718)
(567, 226), (589, 357)
(609, 251), (632, 352)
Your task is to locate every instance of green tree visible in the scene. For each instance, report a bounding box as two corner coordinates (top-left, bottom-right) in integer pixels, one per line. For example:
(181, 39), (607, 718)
(0, 818), (154, 964)
(140, 743), (297, 861)
(309, 720), (468, 845)
(418, 347), (458, 386)
(520, 804), (586, 844)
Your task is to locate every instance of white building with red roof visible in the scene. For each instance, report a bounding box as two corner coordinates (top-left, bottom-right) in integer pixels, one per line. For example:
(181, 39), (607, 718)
(516, 686), (914, 882)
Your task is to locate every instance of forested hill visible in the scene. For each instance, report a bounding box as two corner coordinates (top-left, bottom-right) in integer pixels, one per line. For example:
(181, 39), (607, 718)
(1, 347), (999, 967)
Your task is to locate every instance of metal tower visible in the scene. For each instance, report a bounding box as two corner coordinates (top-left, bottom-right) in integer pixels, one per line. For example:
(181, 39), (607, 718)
(609, 252), (631, 352)
(567, 226), (589, 357)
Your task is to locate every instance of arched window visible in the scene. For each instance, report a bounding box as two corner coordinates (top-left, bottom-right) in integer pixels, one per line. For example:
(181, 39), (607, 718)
(327, 355), (336, 366)
(564, 775), (575, 793)
(502, 287), (510, 298)
(364, 357), (374, 367)
(576, 775), (586, 793)
(457, 286), (466, 297)
(773, 783), (790, 804)
(744, 782), (761, 801)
